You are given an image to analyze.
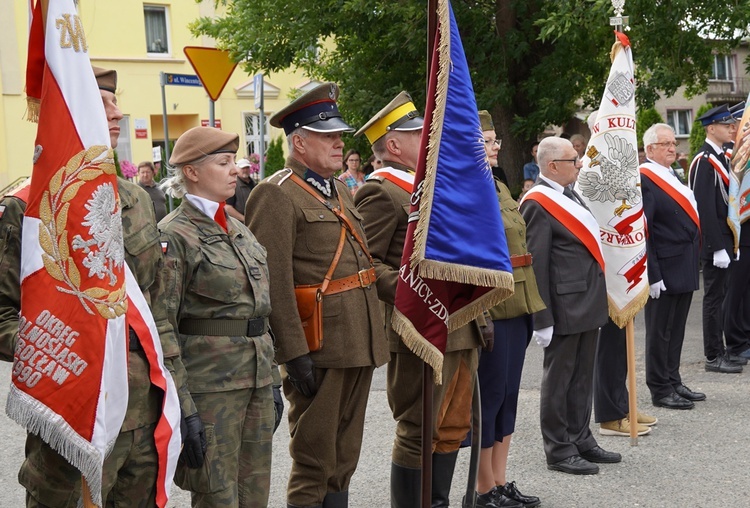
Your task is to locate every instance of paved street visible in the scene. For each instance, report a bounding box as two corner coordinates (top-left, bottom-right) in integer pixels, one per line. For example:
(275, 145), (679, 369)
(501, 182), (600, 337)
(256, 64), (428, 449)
(0, 286), (749, 507)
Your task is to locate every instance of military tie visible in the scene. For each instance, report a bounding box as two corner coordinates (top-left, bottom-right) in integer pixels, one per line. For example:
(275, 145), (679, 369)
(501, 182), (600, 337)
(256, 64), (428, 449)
(214, 202), (228, 232)
(563, 186), (580, 205)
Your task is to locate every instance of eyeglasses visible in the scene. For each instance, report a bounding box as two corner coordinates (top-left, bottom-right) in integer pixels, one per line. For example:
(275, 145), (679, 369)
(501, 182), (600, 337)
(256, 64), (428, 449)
(552, 157), (580, 164)
(348, 158), (361, 163)
(484, 138), (502, 147)
(652, 141), (678, 148)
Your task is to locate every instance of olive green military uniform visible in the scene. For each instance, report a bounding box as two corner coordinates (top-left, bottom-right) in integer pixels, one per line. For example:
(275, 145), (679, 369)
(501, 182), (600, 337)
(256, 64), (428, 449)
(157, 197), (275, 508)
(0, 179), (176, 507)
(245, 158), (388, 507)
(489, 179), (545, 321)
(354, 163), (481, 469)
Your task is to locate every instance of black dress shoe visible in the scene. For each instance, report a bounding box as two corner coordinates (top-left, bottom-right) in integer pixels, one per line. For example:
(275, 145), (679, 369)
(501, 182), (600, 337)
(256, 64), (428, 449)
(675, 383), (706, 401)
(705, 355), (743, 373)
(727, 353), (748, 365)
(653, 392), (694, 409)
(579, 445), (622, 464)
(547, 455), (599, 475)
(501, 482), (541, 507)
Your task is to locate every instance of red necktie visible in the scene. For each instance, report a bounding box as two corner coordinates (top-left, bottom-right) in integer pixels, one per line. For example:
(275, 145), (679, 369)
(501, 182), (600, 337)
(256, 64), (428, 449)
(214, 202), (228, 233)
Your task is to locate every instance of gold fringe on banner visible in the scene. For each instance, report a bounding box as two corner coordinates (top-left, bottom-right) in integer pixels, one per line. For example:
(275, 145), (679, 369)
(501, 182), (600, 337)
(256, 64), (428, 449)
(392, 309), (445, 385)
(25, 97), (41, 123)
(609, 287), (649, 329)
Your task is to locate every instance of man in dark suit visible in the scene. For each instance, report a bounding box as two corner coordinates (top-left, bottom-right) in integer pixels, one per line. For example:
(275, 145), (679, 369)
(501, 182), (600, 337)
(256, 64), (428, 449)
(688, 104), (743, 373)
(640, 123), (704, 410)
(520, 136), (616, 475)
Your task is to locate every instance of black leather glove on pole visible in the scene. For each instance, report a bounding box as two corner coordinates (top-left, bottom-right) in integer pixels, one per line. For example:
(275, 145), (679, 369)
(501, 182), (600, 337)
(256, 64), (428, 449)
(273, 385), (284, 433)
(181, 413), (207, 469)
(285, 354), (317, 398)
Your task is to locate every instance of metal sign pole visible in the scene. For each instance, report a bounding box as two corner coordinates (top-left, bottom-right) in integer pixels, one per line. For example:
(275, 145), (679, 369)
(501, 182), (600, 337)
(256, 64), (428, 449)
(255, 74), (266, 180)
(160, 71), (173, 211)
(209, 99), (215, 128)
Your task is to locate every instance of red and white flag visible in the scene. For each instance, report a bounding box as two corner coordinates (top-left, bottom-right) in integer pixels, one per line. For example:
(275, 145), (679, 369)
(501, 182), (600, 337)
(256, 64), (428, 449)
(575, 32), (649, 327)
(7, 1), (180, 506)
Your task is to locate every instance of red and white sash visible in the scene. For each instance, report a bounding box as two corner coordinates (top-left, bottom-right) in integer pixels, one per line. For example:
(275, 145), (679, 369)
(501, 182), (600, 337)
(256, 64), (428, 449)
(521, 185), (605, 270)
(640, 162), (700, 231)
(368, 167), (415, 193)
(689, 151), (729, 187)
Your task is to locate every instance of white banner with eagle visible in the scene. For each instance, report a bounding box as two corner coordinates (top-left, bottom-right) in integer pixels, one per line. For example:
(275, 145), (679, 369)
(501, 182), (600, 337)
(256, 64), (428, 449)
(574, 32), (649, 327)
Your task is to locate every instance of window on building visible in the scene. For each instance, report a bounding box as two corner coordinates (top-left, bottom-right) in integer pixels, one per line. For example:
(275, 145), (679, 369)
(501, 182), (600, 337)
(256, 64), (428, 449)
(667, 109), (692, 137)
(114, 116), (133, 164)
(711, 54), (734, 81)
(144, 5), (169, 55)
(244, 113), (270, 156)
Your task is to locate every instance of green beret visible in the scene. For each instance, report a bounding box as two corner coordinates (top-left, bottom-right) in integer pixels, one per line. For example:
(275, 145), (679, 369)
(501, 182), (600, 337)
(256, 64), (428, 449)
(92, 66), (117, 93)
(478, 110), (494, 132)
(169, 127), (239, 165)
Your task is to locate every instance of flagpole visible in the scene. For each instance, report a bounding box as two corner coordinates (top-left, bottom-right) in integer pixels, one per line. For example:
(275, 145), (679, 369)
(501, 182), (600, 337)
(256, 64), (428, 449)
(82, 478), (98, 508)
(609, 0), (639, 446)
(420, 2), (438, 506)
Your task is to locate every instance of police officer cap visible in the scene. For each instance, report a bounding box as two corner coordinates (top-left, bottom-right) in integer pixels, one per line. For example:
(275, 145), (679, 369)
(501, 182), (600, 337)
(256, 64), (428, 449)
(355, 91), (424, 144)
(698, 104), (737, 126)
(269, 82), (354, 136)
(478, 110), (494, 132)
(92, 66), (117, 93)
(729, 101), (745, 120)
(169, 127), (239, 165)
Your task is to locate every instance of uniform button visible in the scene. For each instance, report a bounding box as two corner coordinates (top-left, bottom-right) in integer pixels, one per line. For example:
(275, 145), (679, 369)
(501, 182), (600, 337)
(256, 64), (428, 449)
(319, 214), (324, 219)
(358, 251), (363, 256)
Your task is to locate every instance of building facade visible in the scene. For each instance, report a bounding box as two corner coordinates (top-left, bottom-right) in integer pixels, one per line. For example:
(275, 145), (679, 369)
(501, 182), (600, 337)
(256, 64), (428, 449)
(0, 0), (315, 191)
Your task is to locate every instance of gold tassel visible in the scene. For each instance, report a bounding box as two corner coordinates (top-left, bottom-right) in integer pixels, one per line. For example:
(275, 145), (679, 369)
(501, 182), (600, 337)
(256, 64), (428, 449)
(392, 309), (445, 385)
(609, 288), (649, 329)
(25, 97), (40, 123)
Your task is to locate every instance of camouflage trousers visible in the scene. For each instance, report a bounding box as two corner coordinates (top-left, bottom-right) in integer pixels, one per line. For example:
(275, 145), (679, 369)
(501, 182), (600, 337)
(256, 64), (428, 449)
(283, 366), (374, 507)
(20, 423), (159, 508)
(387, 348), (477, 468)
(21, 350), (161, 508)
(175, 384), (274, 507)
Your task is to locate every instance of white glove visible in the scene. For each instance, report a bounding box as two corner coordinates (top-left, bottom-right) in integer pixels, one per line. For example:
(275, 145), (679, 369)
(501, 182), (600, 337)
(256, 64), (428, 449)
(713, 249), (731, 269)
(736, 249), (741, 262)
(649, 280), (667, 299)
(532, 326), (554, 348)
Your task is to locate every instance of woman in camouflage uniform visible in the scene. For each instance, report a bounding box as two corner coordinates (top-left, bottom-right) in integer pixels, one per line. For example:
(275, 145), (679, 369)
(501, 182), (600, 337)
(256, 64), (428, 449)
(156, 127), (276, 507)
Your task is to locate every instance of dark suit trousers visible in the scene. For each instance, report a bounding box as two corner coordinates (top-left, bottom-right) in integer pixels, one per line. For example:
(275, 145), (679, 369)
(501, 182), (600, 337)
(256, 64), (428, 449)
(701, 260), (729, 358)
(540, 329), (599, 463)
(593, 319), (628, 423)
(645, 292), (692, 400)
(724, 253), (750, 354)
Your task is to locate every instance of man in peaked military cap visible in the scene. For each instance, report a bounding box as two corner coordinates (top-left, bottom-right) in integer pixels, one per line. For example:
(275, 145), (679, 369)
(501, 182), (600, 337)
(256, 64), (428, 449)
(0, 66), (184, 507)
(688, 103), (745, 374)
(244, 83), (388, 508)
(353, 92), (485, 508)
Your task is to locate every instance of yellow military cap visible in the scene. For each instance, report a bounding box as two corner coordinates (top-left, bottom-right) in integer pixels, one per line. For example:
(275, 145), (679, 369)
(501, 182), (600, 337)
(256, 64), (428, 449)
(478, 110), (494, 132)
(270, 82), (354, 135)
(355, 91), (424, 144)
(169, 126), (239, 165)
(92, 66), (117, 93)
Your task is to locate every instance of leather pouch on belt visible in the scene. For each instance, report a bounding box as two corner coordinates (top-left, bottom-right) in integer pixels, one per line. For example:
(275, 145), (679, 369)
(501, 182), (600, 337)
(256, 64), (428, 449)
(294, 285), (323, 352)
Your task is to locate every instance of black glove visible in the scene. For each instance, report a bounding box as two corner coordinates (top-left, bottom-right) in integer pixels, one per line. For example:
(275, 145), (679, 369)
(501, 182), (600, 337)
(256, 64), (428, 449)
(481, 319), (494, 352)
(181, 413), (207, 469)
(285, 354), (317, 397)
(273, 385), (284, 433)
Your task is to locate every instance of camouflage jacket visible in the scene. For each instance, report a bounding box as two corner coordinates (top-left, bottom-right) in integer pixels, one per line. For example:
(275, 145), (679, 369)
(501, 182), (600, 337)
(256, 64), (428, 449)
(0, 194), (25, 361)
(157, 198), (274, 417)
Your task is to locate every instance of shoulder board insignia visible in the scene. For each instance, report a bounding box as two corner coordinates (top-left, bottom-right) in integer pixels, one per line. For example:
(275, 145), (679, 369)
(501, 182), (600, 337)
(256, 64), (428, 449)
(161, 241), (168, 254)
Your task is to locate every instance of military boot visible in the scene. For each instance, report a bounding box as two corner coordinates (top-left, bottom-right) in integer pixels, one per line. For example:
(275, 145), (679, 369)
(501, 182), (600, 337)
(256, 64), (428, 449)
(431, 451), (459, 507)
(391, 462), (421, 507)
(322, 491), (348, 507)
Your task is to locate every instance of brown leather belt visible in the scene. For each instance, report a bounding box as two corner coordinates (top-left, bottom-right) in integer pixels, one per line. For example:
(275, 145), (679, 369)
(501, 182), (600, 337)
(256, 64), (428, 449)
(325, 267), (376, 295)
(510, 253), (533, 268)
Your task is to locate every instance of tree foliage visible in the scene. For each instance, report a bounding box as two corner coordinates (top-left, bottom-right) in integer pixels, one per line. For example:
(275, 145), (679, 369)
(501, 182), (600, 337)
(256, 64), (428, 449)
(636, 107), (663, 149)
(264, 135), (286, 176)
(193, 0), (750, 185)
